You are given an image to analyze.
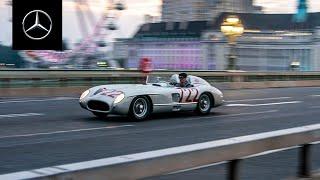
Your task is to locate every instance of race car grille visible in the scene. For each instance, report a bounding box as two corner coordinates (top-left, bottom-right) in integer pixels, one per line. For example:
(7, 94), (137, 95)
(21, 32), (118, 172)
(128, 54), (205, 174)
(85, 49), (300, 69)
(87, 100), (110, 112)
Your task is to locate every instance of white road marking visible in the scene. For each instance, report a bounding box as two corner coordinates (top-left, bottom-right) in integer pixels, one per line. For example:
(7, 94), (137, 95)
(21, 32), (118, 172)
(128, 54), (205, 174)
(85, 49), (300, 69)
(310, 95), (320, 97)
(211, 110), (278, 118)
(0, 113), (44, 119)
(186, 110), (278, 121)
(225, 97), (292, 103)
(181, 110), (278, 121)
(0, 125), (134, 139)
(225, 101), (302, 107)
(0, 97), (78, 104)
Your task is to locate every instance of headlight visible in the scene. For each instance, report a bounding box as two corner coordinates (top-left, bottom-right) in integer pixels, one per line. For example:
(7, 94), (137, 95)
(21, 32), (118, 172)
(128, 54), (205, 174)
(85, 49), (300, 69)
(114, 93), (125, 104)
(80, 90), (90, 100)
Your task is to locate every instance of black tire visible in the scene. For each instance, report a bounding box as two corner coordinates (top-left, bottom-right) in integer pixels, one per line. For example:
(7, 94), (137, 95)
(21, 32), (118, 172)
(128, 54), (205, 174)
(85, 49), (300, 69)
(129, 96), (152, 121)
(196, 93), (213, 115)
(92, 112), (108, 118)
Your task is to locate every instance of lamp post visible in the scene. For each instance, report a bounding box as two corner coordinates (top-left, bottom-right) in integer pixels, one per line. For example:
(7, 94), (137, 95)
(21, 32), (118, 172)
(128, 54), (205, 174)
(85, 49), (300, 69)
(220, 15), (244, 70)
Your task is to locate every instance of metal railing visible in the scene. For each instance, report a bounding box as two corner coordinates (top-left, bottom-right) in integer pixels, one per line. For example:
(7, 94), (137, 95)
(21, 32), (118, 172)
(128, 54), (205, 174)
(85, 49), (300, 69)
(1, 70), (320, 88)
(1, 124), (320, 180)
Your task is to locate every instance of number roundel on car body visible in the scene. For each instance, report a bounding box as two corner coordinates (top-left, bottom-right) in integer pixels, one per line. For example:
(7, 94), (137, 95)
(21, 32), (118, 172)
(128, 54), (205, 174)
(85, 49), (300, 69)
(176, 88), (199, 103)
(94, 88), (123, 98)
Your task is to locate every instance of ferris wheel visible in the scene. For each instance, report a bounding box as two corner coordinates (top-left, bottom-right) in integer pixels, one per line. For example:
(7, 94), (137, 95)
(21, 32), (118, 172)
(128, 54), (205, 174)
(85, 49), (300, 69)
(6, 0), (126, 65)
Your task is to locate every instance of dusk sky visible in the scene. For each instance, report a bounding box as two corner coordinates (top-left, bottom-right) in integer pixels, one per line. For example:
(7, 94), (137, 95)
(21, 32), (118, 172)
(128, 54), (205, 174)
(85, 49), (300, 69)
(0, 0), (320, 46)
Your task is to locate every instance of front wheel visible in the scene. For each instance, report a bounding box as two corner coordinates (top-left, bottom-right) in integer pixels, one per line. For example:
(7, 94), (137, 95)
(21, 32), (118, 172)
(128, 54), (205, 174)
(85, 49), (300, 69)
(92, 112), (108, 118)
(129, 96), (152, 121)
(196, 93), (213, 115)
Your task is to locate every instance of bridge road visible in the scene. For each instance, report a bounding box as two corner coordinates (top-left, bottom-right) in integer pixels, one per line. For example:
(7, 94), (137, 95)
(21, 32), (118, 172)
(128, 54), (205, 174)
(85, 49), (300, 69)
(0, 87), (320, 179)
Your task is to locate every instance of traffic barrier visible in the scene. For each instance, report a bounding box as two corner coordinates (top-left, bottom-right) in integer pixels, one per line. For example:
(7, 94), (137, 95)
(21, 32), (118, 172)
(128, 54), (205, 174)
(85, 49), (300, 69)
(1, 124), (320, 180)
(1, 70), (320, 96)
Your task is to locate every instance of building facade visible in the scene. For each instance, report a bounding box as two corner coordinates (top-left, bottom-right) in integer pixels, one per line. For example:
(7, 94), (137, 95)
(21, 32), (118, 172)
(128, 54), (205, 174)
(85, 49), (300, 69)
(117, 12), (320, 71)
(205, 12), (320, 71)
(203, 30), (320, 71)
(126, 21), (212, 70)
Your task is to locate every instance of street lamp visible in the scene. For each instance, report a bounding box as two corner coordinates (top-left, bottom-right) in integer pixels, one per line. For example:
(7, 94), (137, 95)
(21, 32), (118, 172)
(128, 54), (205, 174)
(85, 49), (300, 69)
(220, 15), (244, 70)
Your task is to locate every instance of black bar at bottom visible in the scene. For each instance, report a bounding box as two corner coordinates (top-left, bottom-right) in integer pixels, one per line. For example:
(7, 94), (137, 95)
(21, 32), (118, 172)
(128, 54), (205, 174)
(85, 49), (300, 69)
(228, 159), (240, 180)
(298, 144), (311, 178)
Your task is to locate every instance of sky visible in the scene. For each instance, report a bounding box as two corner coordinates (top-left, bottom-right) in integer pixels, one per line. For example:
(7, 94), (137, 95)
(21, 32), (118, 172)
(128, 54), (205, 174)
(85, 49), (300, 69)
(0, 0), (320, 46)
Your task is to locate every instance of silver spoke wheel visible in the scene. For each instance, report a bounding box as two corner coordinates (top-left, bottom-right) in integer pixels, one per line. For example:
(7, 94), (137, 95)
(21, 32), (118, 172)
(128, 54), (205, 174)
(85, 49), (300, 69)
(133, 98), (148, 118)
(199, 94), (211, 112)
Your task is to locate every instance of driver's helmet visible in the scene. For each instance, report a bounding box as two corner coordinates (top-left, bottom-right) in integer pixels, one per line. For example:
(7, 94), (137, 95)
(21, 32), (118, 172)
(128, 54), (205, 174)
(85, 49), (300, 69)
(170, 74), (180, 85)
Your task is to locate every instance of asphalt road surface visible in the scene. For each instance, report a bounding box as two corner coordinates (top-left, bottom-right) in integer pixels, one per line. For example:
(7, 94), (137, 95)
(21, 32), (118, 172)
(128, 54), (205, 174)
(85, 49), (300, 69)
(0, 87), (320, 179)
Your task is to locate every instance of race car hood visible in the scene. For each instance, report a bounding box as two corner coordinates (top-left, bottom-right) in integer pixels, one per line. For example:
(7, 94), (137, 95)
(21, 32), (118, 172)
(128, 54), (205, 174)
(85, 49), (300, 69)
(89, 84), (170, 98)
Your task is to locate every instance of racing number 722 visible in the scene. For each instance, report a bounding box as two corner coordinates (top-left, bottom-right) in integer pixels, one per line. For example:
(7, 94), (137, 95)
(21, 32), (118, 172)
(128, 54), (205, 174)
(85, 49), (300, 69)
(177, 88), (199, 103)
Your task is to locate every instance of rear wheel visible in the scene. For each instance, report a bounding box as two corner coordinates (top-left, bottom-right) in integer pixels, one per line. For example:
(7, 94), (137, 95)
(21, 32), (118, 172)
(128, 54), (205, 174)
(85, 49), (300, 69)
(92, 112), (108, 118)
(129, 96), (152, 121)
(196, 93), (213, 115)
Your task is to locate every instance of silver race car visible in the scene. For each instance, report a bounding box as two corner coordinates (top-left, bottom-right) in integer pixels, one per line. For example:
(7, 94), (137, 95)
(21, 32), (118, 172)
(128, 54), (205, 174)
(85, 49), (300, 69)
(79, 74), (224, 120)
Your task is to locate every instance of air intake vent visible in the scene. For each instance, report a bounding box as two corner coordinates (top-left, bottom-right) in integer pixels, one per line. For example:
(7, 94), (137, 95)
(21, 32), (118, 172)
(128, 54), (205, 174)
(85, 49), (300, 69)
(88, 101), (110, 112)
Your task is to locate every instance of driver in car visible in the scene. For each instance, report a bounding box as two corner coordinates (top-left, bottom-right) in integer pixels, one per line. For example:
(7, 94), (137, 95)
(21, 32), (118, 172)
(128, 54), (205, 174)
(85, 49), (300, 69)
(176, 73), (193, 88)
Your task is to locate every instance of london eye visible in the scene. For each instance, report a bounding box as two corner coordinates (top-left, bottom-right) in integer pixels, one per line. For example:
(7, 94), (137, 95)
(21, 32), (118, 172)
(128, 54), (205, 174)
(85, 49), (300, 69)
(6, 0), (126, 68)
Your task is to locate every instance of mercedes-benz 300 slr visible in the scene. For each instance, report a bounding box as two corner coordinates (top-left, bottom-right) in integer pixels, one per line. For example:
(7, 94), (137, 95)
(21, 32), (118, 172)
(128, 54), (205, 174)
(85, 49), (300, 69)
(79, 74), (224, 120)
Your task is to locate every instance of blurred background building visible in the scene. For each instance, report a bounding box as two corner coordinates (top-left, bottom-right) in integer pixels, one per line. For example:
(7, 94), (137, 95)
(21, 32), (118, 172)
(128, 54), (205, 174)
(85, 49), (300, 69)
(113, 38), (130, 68)
(123, 11), (320, 71)
(204, 12), (320, 71)
(126, 21), (210, 69)
(118, 0), (320, 71)
(161, 0), (262, 22)
(144, 14), (161, 24)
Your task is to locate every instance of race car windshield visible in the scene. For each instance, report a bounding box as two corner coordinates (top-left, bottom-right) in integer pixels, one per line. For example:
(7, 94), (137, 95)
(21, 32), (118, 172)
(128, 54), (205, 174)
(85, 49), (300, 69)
(146, 75), (175, 86)
(146, 75), (210, 87)
(146, 76), (171, 84)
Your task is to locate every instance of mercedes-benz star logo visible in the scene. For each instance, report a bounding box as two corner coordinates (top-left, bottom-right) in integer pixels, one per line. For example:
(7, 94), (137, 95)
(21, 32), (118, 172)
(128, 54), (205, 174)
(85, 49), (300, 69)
(22, 10), (52, 40)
